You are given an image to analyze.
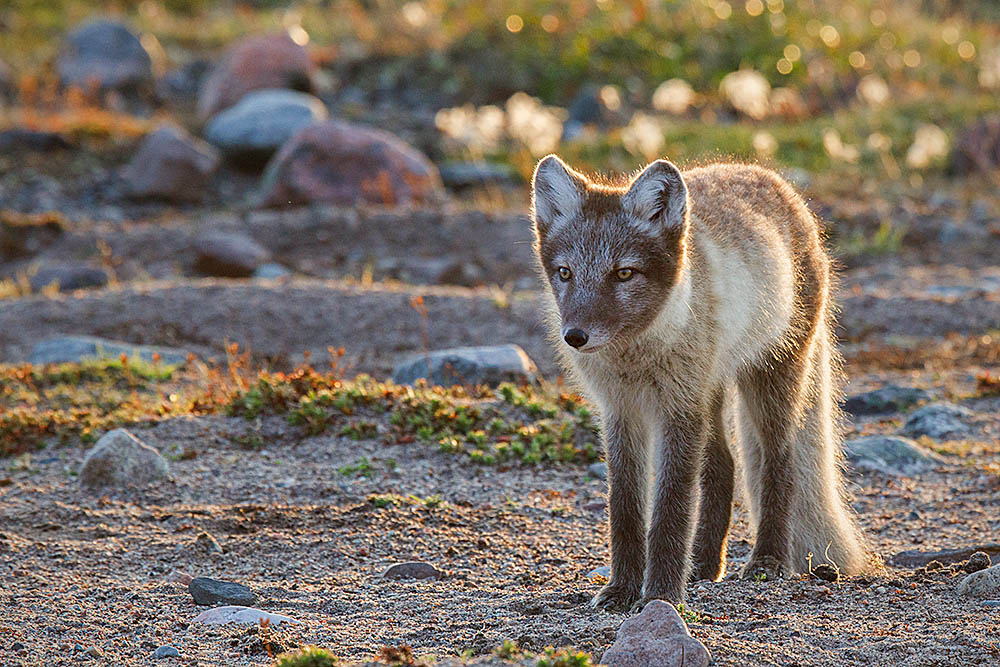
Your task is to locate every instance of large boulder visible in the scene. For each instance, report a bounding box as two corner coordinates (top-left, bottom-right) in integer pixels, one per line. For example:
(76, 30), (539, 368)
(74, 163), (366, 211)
(204, 89), (327, 165)
(122, 125), (220, 202)
(78, 429), (170, 490)
(392, 344), (537, 388)
(56, 19), (152, 92)
(197, 33), (314, 120)
(256, 120), (443, 207)
(601, 600), (711, 667)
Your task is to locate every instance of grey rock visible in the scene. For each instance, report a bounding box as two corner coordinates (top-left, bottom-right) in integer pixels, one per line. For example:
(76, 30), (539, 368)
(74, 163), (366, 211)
(122, 125), (220, 202)
(378, 257), (484, 287)
(30, 265), (107, 292)
(438, 161), (517, 189)
(157, 60), (211, 106)
(844, 435), (944, 476)
(382, 561), (443, 580)
(79, 429), (170, 490)
(589, 462), (608, 480)
(194, 232), (270, 278)
(601, 599), (711, 667)
(982, 600), (1000, 608)
(152, 645), (180, 659)
(195, 531), (223, 554)
(957, 564), (1000, 598)
(189, 577), (257, 606)
(966, 552), (992, 573)
(900, 403), (973, 440)
(29, 335), (190, 366)
(204, 89), (327, 165)
(0, 129), (71, 152)
(252, 263), (291, 279)
(843, 385), (931, 416)
(588, 565), (611, 579)
(57, 19), (152, 91)
(393, 344), (537, 388)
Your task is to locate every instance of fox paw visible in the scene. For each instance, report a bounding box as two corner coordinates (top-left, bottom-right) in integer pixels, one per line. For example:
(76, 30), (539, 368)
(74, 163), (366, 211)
(590, 582), (641, 612)
(741, 554), (787, 582)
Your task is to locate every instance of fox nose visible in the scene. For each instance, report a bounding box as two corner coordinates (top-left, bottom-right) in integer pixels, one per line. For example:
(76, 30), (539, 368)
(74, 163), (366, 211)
(563, 328), (589, 349)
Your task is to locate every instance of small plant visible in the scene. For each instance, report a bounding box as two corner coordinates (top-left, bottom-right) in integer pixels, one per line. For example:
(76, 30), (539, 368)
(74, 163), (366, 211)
(339, 420), (379, 441)
(494, 639), (521, 659)
(676, 603), (702, 624)
(535, 647), (594, 667)
(275, 645), (338, 667)
(368, 493), (405, 508)
(337, 456), (375, 478)
(378, 644), (428, 667)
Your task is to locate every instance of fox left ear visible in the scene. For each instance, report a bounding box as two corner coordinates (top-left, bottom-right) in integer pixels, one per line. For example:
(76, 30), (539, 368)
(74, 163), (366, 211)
(622, 160), (689, 231)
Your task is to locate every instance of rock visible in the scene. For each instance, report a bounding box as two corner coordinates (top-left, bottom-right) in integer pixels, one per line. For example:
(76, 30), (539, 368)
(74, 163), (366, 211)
(719, 69), (770, 120)
(252, 263), (291, 279)
(193, 231), (270, 278)
(601, 599), (711, 667)
(950, 115), (1000, 175)
(79, 429), (170, 490)
(195, 532), (223, 554)
(86, 646), (103, 658)
(843, 385), (931, 416)
(438, 161), (517, 189)
(810, 563), (840, 582)
(589, 462), (608, 480)
(122, 125), (220, 202)
(392, 344), (537, 388)
(197, 33), (314, 120)
(966, 552), (992, 574)
(30, 264), (107, 292)
(57, 19), (152, 92)
(256, 120), (443, 208)
(843, 435), (944, 475)
(152, 645), (180, 659)
(588, 565), (611, 580)
(899, 403), (973, 440)
(188, 577), (257, 606)
(382, 561), (444, 580)
(377, 257), (484, 287)
(651, 78), (695, 115)
(957, 564), (1000, 598)
(204, 89), (328, 165)
(29, 335), (190, 366)
(891, 544), (1000, 569)
(0, 129), (71, 152)
(192, 605), (303, 626)
(156, 60), (211, 107)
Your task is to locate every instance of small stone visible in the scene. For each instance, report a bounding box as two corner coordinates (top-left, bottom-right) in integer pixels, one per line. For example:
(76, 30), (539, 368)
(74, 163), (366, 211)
(924, 560), (944, 571)
(900, 403), (973, 440)
(601, 599), (711, 667)
(843, 435), (944, 476)
(392, 344), (537, 388)
(588, 565), (611, 580)
(79, 429), (170, 490)
(198, 33), (315, 119)
(189, 577), (257, 606)
(982, 600), (1000, 608)
(204, 88), (328, 165)
(252, 263), (291, 280)
(195, 532), (223, 554)
(811, 563), (840, 582)
(86, 646), (103, 658)
(438, 161), (517, 189)
(29, 335), (190, 366)
(966, 552), (992, 574)
(122, 125), (220, 202)
(57, 19), (152, 92)
(382, 561), (444, 580)
(256, 119), (443, 208)
(842, 385), (931, 416)
(193, 232), (270, 278)
(192, 605), (302, 626)
(957, 564), (1000, 598)
(30, 264), (107, 292)
(152, 645), (180, 659)
(589, 462), (608, 480)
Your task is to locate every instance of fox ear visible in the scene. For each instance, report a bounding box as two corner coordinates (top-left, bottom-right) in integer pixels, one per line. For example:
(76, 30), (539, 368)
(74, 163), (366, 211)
(531, 154), (584, 236)
(622, 159), (688, 231)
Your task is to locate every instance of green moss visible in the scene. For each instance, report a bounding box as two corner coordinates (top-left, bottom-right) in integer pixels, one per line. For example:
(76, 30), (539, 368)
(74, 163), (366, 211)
(274, 646), (338, 667)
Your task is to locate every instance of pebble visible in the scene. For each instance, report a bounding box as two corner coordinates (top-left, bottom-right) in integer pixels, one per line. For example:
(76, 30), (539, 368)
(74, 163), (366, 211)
(601, 599), (711, 667)
(900, 403), (973, 440)
(811, 563), (840, 582)
(382, 561), (444, 580)
(152, 645), (181, 659)
(193, 231), (271, 278)
(78, 429), (170, 490)
(965, 552), (992, 574)
(842, 385), (931, 416)
(588, 565), (611, 580)
(29, 264), (107, 292)
(86, 646), (103, 658)
(195, 532), (223, 554)
(189, 577), (257, 606)
(588, 462), (608, 480)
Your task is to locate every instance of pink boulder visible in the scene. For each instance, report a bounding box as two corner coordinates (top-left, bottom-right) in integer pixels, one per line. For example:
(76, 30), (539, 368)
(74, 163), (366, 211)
(198, 33), (314, 119)
(256, 120), (443, 208)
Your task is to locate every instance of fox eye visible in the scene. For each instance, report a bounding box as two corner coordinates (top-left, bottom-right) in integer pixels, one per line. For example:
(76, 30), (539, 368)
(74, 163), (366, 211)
(615, 268), (635, 281)
(557, 266), (573, 281)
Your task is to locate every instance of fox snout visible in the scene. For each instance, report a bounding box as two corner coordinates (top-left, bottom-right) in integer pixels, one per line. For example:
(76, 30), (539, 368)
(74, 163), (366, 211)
(562, 327), (589, 349)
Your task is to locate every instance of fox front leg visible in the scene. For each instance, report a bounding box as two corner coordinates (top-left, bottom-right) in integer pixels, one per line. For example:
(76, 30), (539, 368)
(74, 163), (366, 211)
(591, 414), (648, 611)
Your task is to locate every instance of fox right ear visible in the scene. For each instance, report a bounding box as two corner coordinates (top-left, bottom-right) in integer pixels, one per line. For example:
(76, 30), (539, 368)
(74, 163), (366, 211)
(531, 154), (584, 236)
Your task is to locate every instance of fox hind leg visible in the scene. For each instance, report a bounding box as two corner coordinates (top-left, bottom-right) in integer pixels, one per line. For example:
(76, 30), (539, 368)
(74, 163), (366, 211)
(691, 388), (734, 582)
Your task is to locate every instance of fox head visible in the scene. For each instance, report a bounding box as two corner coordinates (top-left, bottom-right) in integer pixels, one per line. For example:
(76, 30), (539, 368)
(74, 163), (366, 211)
(531, 155), (690, 353)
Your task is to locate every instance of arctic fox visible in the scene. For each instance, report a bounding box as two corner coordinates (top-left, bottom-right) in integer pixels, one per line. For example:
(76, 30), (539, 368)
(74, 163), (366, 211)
(530, 155), (868, 610)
